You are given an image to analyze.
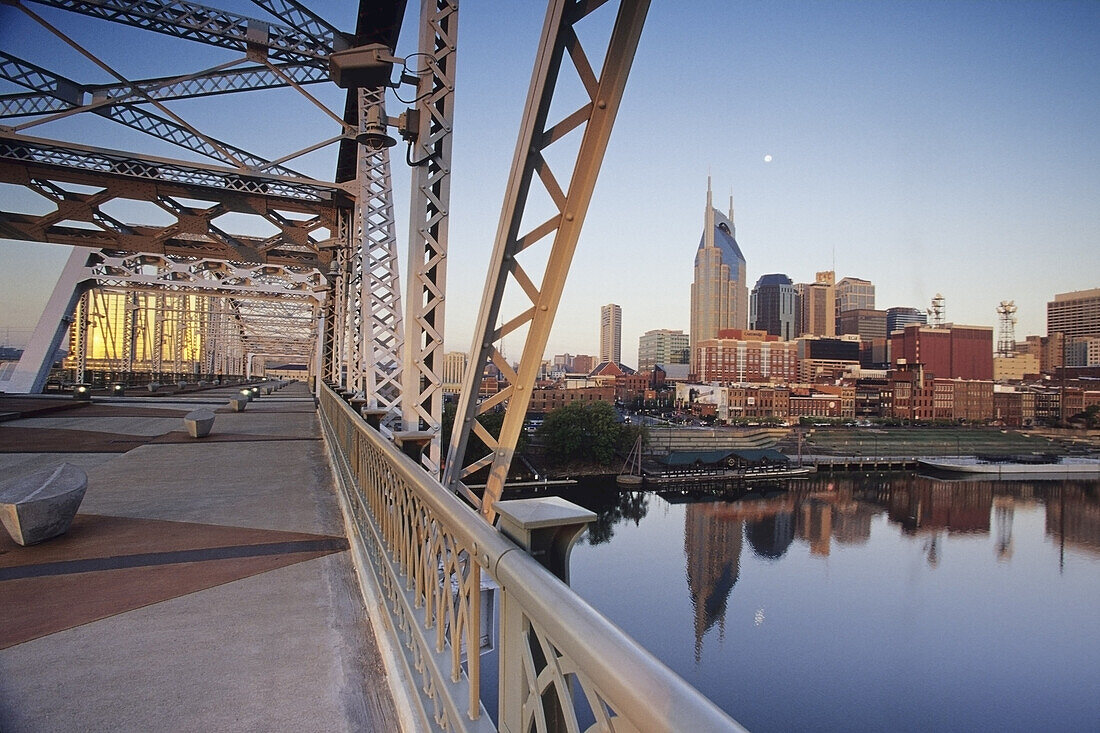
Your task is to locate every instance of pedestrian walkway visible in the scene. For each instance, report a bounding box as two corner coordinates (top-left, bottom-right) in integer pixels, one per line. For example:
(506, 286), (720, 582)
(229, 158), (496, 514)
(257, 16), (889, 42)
(0, 381), (399, 732)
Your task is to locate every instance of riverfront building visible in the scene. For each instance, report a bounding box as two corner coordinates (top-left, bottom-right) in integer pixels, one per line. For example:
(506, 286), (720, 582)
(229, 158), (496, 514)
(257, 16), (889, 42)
(690, 180), (748, 373)
(638, 329), (689, 370)
(1047, 288), (1100, 340)
(750, 273), (800, 341)
(600, 303), (622, 365)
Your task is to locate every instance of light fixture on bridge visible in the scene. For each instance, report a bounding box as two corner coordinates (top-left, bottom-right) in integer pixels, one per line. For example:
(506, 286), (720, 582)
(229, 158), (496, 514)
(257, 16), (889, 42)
(357, 105), (397, 150)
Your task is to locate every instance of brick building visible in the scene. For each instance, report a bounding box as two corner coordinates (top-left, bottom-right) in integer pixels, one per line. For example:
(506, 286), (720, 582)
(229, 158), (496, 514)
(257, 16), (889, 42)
(890, 323), (993, 380)
(527, 386), (615, 414)
(694, 329), (798, 384)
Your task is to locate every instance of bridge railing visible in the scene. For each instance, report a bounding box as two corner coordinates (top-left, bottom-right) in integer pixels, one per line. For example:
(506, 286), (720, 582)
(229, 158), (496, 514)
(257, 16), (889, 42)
(317, 382), (744, 732)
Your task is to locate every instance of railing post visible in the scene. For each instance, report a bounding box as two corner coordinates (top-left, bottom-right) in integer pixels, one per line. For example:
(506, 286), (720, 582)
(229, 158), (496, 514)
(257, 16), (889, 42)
(361, 407), (389, 431)
(393, 430), (435, 465)
(494, 497), (595, 583)
(494, 497), (595, 733)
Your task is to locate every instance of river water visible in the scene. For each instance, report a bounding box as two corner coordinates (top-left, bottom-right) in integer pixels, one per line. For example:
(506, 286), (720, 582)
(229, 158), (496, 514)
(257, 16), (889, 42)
(539, 473), (1100, 732)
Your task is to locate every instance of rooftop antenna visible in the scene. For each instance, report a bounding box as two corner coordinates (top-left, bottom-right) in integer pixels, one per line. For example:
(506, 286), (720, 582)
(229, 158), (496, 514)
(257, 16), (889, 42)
(997, 300), (1018, 358)
(927, 293), (945, 327)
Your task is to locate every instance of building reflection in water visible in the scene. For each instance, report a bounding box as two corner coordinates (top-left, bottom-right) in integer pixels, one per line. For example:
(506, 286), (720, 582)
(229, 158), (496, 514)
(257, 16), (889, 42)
(683, 502), (743, 662)
(676, 474), (1100, 658)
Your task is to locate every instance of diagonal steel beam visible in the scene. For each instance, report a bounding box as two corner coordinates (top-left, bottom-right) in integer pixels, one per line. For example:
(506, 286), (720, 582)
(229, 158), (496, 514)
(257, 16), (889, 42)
(1, 52), (304, 176)
(23, 0), (345, 65)
(443, 0), (650, 520)
(248, 0), (347, 45)
(0, 62), (328, 120)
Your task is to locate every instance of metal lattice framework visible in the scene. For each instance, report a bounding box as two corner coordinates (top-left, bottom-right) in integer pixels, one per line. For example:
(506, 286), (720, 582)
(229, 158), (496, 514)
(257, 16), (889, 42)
(401, 0), (458, 473)
(350, 87), (403, 425)
(5, 0), (647, 513)
(444, 0), (651, 520)
(0, 0), (386, 398)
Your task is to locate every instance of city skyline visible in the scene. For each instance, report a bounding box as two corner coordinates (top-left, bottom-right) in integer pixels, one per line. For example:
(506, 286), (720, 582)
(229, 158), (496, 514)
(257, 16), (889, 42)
(1, 1), (1098, 368)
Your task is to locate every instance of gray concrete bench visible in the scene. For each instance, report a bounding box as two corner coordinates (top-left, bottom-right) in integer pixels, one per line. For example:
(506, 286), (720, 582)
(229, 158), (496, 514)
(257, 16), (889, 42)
(184, 408), (216, 438)
(0, 463), (88, 546)
(229, 397), (248, 412)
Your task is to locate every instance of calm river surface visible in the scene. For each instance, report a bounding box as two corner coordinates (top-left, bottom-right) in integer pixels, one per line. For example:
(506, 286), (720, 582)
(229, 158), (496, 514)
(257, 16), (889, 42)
(543, 473), (1100, 732)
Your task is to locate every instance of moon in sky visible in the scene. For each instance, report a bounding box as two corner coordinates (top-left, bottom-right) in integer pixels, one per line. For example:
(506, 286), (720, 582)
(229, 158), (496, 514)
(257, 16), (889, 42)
(763, 154), (773, 163)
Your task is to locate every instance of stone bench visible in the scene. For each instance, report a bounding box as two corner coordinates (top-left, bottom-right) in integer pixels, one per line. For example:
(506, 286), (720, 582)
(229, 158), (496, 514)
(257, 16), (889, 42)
(229, 397), (248, 412)
(184, 408), (216, 438)
(0, 463), (88, 546)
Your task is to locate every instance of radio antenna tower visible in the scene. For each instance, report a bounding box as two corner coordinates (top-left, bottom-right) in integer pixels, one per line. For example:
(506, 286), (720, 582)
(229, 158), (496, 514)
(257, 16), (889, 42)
(928, 293), (946, 327)
(996, 300), (1018, 358)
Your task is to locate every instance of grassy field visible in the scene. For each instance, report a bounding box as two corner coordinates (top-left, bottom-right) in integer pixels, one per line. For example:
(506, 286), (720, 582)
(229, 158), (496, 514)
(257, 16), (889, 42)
(795, 427), (1086, 458)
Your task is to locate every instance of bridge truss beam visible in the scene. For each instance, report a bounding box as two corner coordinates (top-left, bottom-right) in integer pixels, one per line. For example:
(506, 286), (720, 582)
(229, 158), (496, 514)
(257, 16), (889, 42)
(443, 0), (650, 519)
(0, 134), (350, 267)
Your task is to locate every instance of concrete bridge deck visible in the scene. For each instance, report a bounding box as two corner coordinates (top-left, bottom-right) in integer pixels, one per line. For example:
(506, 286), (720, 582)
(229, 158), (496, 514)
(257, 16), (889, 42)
(0, 382), (399, 732)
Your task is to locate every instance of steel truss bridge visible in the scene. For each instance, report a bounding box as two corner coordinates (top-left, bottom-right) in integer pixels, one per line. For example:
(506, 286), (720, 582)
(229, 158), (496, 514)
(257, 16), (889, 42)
(0, 1), (745, 729)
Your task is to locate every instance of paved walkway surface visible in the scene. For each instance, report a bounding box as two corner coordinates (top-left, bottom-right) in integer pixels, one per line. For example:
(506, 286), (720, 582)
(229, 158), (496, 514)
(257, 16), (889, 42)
(0, 381), (399, 732)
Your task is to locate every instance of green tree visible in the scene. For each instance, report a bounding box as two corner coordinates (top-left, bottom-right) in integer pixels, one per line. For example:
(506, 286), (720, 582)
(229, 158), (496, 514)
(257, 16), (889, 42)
(539, 401), (639, 466)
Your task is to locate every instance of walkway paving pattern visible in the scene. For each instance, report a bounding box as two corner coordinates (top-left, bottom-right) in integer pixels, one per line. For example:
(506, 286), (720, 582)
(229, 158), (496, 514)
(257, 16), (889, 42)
(0, 382), (398, 732)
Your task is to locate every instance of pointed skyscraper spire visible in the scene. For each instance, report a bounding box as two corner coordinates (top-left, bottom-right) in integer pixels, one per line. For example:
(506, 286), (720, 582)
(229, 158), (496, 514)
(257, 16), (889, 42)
(728, 190), (735, 237)
(705, 175), (715, 248)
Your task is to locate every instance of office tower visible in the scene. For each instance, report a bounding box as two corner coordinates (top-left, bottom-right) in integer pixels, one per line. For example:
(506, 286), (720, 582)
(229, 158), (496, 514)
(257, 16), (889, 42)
(838, 309), (887, 341)
(638, 329), (689, 370)
(799, 271), (836, 337)
(835, 276), (875, 332)
(690, 178), (748, 373)
(750, 273), (800, 341)
(600, 303), (622, 364)
(1047, 288), (1100, 339)
(441, 351), (467, 394)
(886, 306), (927, 335)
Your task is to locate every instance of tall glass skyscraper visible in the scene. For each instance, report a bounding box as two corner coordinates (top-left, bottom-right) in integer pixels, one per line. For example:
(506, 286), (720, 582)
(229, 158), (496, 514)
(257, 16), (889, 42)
(690, 179), (747, 372)
(750, 273), (799, 340)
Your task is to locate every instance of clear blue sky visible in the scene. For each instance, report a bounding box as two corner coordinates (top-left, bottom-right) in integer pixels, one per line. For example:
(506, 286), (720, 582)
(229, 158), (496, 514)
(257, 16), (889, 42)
(2, 0), (1098, 367)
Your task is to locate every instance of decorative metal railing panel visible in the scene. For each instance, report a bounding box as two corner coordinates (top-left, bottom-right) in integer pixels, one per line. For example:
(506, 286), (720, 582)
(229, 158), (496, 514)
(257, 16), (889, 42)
(318, 383), (745, 733)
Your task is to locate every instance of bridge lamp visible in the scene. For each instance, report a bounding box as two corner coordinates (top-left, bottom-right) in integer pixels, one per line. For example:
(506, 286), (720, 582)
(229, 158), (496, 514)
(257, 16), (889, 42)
(73, 384), (91, 400)
(356, 105), (397, 151)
